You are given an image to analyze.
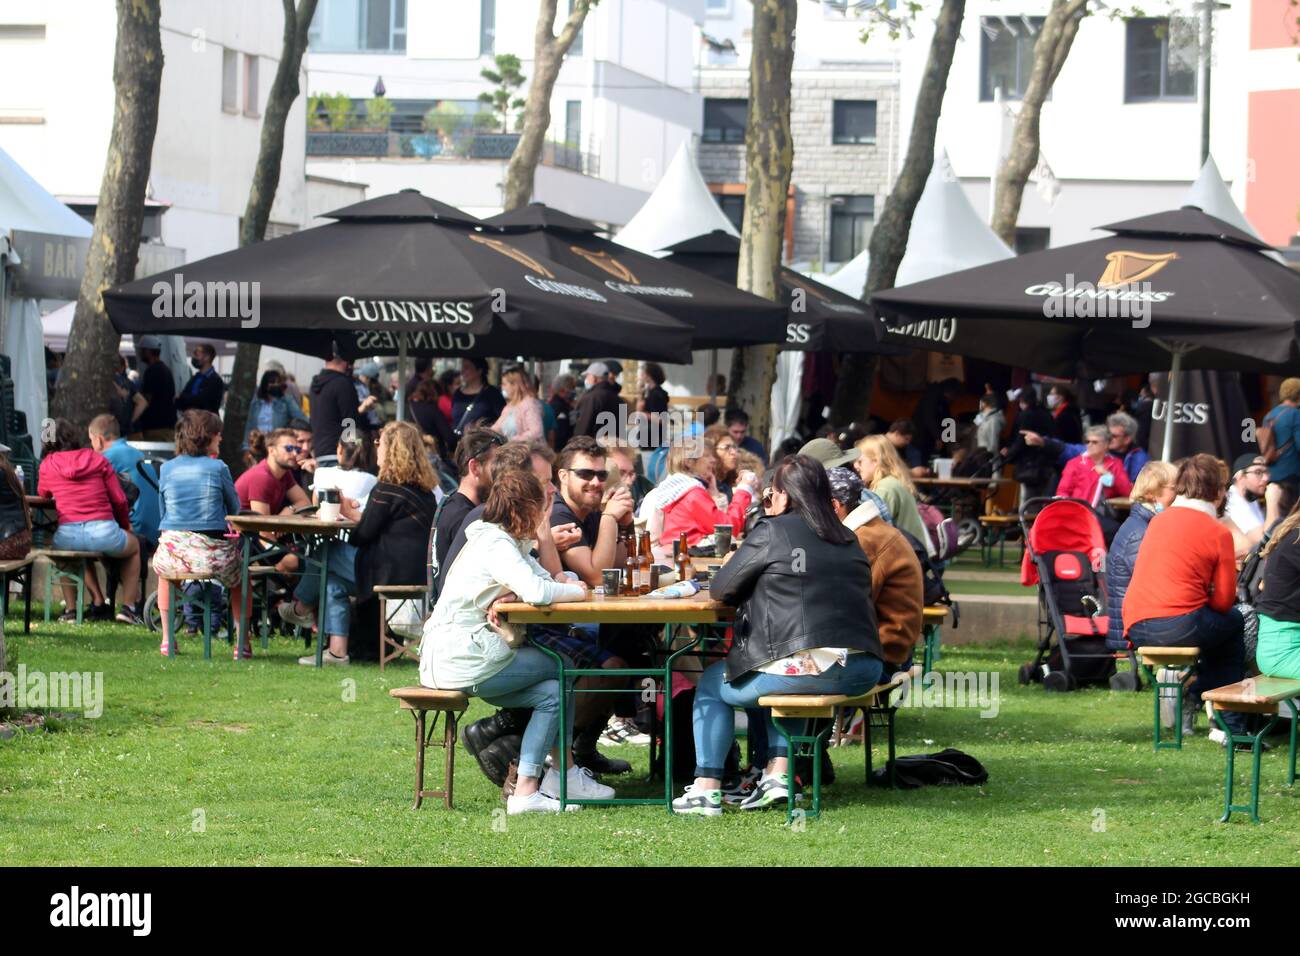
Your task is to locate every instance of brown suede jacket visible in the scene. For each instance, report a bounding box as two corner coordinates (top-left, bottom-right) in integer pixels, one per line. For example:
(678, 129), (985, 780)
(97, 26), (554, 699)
(845, 500), (925, 665)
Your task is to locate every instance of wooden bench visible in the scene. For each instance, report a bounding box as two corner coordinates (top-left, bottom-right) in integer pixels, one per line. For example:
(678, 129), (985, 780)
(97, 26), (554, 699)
(978, 514), (1020, 567)
(0, 555), (35, 635)
(922, 605), (949, 673)
(1134, 646), (1200, 750)
(759, 677), (907, 823)
(375, 584), (428, 671)
(157, 573), (221, 660)
(34, 549), (104, 625)
(1202, 676), (1300, 823)
(389, 687), (469, 809)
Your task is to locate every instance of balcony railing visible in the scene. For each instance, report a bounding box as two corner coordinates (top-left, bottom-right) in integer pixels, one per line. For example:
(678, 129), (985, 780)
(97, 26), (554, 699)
(305, 112), (600, 176)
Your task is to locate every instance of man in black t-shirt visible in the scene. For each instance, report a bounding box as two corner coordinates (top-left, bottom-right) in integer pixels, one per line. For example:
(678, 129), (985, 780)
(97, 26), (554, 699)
(133, 335), (177, 441)
(432, 425), (503, 592)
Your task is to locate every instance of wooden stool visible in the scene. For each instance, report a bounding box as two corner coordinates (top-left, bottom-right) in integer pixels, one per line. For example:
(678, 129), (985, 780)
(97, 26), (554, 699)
(159, 573), (220, 659)
(0, 555), (35, 634)
(1135, 646), (1200, 750)
(759, 682), (893, 823)
(1203, 677), (1300, 823)
(35, 549), (104, 624)
(389, 687), (468, 809)
(374, 584), (428, 671)
(978, 515), (1019, 567)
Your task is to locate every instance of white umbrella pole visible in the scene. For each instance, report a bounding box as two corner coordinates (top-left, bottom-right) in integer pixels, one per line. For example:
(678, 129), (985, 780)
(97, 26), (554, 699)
(1160, 349), (1183, 462)
(396, 332), (408, 423)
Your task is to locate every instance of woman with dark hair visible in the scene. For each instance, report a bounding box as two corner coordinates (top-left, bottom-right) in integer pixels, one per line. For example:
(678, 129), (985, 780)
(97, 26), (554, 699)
(451, 357), (505, 438)
(408, 377), (455, 461)
(1124, 454), (1247, 737)
(436, 368), (460, 422)
(1046, 383), (1083, 445)
(673, 454), (884, 816)
(38, 418), (142, 624)
(244, 368), (306, 449)
(311, 436), (379, 512)
(152, 410), (247, 656)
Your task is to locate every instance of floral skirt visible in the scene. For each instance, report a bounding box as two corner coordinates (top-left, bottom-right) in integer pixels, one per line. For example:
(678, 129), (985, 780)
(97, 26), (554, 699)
(151, 531), (243, 589)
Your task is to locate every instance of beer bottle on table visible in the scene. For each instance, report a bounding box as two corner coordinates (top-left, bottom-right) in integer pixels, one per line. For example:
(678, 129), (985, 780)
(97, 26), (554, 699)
(637, 529), (652, 595)
(676, 531), (691, 584)
(622, 530), (637, 596)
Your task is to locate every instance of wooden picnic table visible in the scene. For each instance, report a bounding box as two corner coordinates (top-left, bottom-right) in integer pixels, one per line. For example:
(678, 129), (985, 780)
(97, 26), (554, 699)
(913, 477), (1004, 490)
(496, 591), (733, 809)
(226, 513), (357, 667)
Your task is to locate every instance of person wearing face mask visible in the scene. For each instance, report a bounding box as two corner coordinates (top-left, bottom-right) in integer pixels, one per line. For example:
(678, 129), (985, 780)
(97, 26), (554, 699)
(1105, 460), (1177, 650)
(1055, 426), (1133, 506)
(1045, 384), (1083, 445)
(244, 369), (307, 450)
(175, 343), (225, 414)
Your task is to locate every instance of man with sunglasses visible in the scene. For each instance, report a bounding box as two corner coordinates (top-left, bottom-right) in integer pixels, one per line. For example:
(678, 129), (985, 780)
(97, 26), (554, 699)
(236, 428), (311, 517)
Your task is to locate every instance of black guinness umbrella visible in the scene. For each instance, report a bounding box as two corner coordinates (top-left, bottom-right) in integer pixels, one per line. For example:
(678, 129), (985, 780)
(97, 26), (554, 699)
(870, 207), (1300, 458)
(660, 231), (901, 353)
(104, 190), (693, 363)
(482, 204), (786, 348)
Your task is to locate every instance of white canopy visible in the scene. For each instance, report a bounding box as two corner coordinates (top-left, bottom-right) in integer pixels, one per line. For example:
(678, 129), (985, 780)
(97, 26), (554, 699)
(1, 145), (94, 446)
(895, 150), (1014, 286)
(1182, 155), (1284, 264)
(614, 141), (739, 256)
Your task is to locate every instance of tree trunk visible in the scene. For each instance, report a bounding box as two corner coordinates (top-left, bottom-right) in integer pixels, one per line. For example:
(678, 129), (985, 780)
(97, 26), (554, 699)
(50, 0), (163, 429)
(989, 0), (1086, 246)
(726, 0), (797, 449)
(502, 0), (595, 211)
(221, 0), (319, 474)
(830, 0), (966, 428)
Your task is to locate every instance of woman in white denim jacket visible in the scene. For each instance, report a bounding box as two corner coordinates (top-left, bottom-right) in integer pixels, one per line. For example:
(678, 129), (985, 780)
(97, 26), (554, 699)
(419, 469), (612, 814)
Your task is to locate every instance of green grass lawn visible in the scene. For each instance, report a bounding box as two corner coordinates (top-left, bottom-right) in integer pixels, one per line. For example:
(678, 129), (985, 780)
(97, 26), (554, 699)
(3, 613), (1299, 866)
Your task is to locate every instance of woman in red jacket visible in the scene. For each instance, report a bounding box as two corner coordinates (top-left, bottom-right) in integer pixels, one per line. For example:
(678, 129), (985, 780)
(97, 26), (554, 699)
(654, 441), (758, 550)
(37, 418), (142, 624)
(1123, 454), (1245, 736)
(1055, 425), (1133, 505)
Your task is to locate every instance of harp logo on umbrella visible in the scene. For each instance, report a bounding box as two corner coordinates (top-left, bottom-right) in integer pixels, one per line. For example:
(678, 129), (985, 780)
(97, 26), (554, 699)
(468, 233), (608, 302)
(570, 246), (637, 283)
(469, 233), (556, 278)
(1098, 250), (1179, 288)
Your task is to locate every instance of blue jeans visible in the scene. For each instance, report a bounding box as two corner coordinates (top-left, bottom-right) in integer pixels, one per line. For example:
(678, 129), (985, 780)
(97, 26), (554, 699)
(463, 647), (575, 779)
(53, 519), (130, 557)
(293, 541), (357, 637)
(692, 652), (884, 778)
(1129, 605), (1246, 733)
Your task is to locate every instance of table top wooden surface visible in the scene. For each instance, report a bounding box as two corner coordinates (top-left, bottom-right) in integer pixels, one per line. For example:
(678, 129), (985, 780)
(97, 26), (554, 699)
(226, 513), (357, 535)
(923, 606), (949, 621)
(914, 477), (1004, 489)
(497, 591), (734, 625)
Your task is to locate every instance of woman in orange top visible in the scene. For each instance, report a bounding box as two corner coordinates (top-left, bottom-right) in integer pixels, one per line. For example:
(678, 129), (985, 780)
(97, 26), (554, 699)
(1122, 454), (1245, 735)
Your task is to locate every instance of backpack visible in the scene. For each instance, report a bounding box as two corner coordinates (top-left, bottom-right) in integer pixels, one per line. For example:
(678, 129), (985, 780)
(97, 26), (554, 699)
(1258, 407), (1296, 465)
(916, 500), (959, 563)
(898, 527), (959, 627)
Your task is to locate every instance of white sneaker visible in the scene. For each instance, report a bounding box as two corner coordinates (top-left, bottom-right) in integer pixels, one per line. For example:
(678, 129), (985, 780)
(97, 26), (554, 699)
(279, 600), (316, 630)
(506, 790), (563, 815)
(298, 650), (349, 665)
(541, 764), (616, 801)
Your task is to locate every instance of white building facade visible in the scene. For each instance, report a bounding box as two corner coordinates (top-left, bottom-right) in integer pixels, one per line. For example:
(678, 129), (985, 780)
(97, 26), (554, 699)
(303, 0), (707, 226)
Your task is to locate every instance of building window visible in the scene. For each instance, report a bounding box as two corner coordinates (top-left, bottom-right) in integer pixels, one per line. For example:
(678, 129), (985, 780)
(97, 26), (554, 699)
(242, 54), (260, 117)
(221, 48), (238, 112)
(716, 194), (745, 232)
(565, 100), (581, 146)
(706, 0), (731, 14)
(979, 16), (1044, 101)
(568, 0), (584, 56)
(480, 0), (496, 55)
(309, 0), (406, 53)
(823, 0), (896, 15)
(1014, 227), (1050, 255)
(832, 100), (876, 144)
(1125, 18), (1196, 101)
(702, 98), (747, 144)
(829, 195), (873, 262)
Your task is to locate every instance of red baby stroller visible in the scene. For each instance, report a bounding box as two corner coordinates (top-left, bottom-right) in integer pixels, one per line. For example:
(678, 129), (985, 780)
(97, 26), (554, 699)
(1017, 497), (1121, 692)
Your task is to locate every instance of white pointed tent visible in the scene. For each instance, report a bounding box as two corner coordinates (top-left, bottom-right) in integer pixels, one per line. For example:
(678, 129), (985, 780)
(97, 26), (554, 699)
(614, 141), (738, 256)
(0, 145), (93, 445)
(1183, 155), (1284, 263)
(770, 152), (1015, 448)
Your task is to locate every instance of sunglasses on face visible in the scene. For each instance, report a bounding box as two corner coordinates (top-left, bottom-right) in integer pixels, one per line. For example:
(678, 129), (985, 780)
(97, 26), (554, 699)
(280, 445), (302, 454)
(1244, 467), (1270, 477)
(569, 468), (608, 482)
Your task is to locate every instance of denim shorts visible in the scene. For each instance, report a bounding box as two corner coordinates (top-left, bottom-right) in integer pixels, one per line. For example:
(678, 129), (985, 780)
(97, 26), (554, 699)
(53, 519), (130, 557)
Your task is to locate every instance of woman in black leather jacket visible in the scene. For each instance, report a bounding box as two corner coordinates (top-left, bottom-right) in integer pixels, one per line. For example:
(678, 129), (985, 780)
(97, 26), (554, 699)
(672, 454), (884, 816)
